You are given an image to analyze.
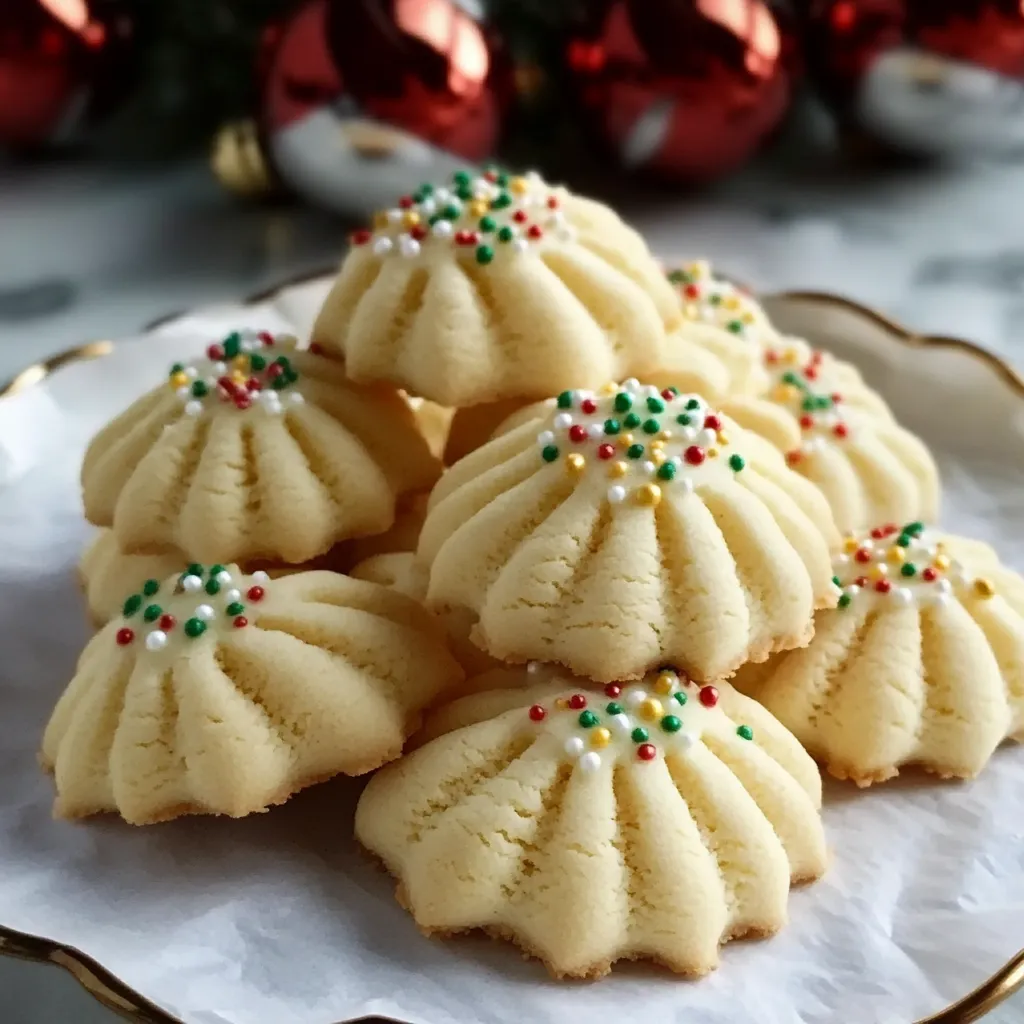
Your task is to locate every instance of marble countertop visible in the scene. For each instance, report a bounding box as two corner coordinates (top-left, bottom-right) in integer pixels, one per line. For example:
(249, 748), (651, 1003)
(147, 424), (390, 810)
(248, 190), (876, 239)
(2, 147), (1024, 1024)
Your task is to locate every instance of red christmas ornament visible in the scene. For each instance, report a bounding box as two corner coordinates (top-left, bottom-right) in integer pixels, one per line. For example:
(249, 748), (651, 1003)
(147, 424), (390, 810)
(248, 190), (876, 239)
(0, 0), (133, 150)
(259, 0), (512, 216)
(806, 0), (1024, 158)
(565, 0), (801, 182)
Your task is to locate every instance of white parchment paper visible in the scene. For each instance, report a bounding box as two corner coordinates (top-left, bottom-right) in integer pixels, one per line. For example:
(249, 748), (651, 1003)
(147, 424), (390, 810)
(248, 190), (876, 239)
(0, 281), (1022, 1024)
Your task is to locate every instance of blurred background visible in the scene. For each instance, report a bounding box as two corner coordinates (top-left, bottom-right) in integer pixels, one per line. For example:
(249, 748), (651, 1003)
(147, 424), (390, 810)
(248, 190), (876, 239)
(2, 0), (1024, 1020)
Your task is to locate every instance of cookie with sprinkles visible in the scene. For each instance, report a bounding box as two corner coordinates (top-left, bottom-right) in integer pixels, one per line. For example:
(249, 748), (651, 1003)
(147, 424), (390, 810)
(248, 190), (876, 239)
(81, 329), (441, 565)
(733, 521), (1024, 785)
(355, 668), (826, 979)
(719, 336), (939, 534)
(418, 379), (841, 683)
(41, 568), (464, 824)
(312, 169), (682, 407)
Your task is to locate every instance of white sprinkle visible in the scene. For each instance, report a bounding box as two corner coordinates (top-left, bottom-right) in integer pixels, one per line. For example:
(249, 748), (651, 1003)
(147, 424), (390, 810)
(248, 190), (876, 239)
(607, 485), (627, 504)
(145, 630), (168, 652)
(526, 661), (542, 675)
(195, 604), (216, 621)
(184, 366), (198, 379)
(874, 563), (889, 578)
(214, 361), (227, 374)
(622, 378), (640, 392)
(251, 571), (270, 584)
(659, 429), (673, 440)
(537, 430), (555, 447)
(372, 236), (393, 256)
(579, 752), (602, 772)
(398, 235), (420, 258)
(834, 553), (851, 565)
(289, 391), (305, 405)
(176, 386), (191, 400)
(681, 426), (698, 444)
(386, 208), (404, 224)
(225, 588), (241, 603)
(643, 385), (660, 399)
(677, 731), (697, 750)
(434, 187), (451, 203)
(698, 427), (717, 447)
(184, 401), (203, 417)
(553, 412), (573, 430)
(891, 587), (913, 605)
(512, 238), (529, 254)
(935, 578), (952, 594)
(627, 689), (647, 707)
(565, 736), (585, 756)
(642, 460), (657, 476)
(547, 211), (566, 228)
(181, 574), (203, 593)
(861, 537), (875, 550)
(419, 197), (437, 216)
(215, 570), (232, 585)
(610, 713), (632, 734)
(677, 476), (694, 496)
(843, 584), (861, 597)
(432, 219), (453, 239)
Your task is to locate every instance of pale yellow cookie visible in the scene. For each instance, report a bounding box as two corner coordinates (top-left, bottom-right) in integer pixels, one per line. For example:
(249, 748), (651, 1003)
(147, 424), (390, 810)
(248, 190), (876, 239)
(733, 522), (1024, 785)
(355, 668), (826, 979)
(81, 330), (440, 565)
(720, 337), (938, 534)
(419, 381), (840, 683)
(312, 169), (681, 407)
(42, 565), (463, 824)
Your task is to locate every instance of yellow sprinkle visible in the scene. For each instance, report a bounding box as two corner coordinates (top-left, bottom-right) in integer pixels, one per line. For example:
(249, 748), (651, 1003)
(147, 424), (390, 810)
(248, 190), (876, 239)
(843, 537), (859, 553)
(232, 354), (248, 370)
(608, 460), (628, 479)
(654, 672), (677, 695)
(742, 312), (755, 324)
(640, 698), (663, 721)
(684, 303), (699, 319)
(771, 383), (798, 403)
(871, 563), (889, 580)
(510, 176), (529, 194)
(974, 577), (996, 598)
(888, 546), (906, 564)
(635, 483), (662, 507)
(169, 371), (188, 388)
(717, 430), (730, 446)
(402, 211), (421, 228)
(231, 370), (247, 384)
(651, 449), (667, 465)
(566, 453), (586, 475)
(650, 440), (665, 451)
(555, 697), (569, 710)
(617, 433), (635, 449)
(373, 211), (389, 229)
(591, 727), (611, 749)
(600, 382), (618, 395)
(468, 199), (488, 218)
(784, 347), (800, 364)
(723, 296), (740, 311)
(934, 554), (951, 571)
(657, 431), (673, 442)
(707, 447), (719, 458)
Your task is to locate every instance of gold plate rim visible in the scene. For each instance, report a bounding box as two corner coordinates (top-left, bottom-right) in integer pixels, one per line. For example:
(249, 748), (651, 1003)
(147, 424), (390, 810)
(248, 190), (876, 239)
(2, 270), (1023, 1024)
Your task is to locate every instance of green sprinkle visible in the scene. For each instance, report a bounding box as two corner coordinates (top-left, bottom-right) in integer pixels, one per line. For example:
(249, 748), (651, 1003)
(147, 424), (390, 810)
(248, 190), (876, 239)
(270, 376), (287, 390)
(496, 172), (509, 186)
(603, 418), (620, 435)
(497, 226), (514, 243)
(657, 462), (677, 480)
(686, 398), (700, 410)
(478, 215), (496, 233)
(142, 579), (160, 597)
(122, 594), (142, 618)
(838, 593), (852, 608)
(143, 604), (162, 623)
(226, 601), (245, 616)
(210, 564), (225, 577)
(901, 563), (917, 577)
(191, 380), (208, 398)
(727, 320), (744, 333)
(729, 454), (745, 472)
(676, 413), (692, 426)
(642, 418), (660, 435)
(832, 575), (842, 587)
(674, 691), (688, 706)
(614, 392), (633, 412)
(737, 725), (754, 741)
(802, 397), (817, 412)
(455, 184), (473, 201)
(284, 369), (299, 384)
(781, 371), (802, 387)
(631, 727), (649, 744)
(223, 333), (241, 359)
(443, 203), (461, 220)
(205, 578), (221, 596)
(605, 702), (623, 715)
(187, 564), (204, 578)
(815, 395), (832, 409)
(184, 618), (207, 639)
(556, 390), (574, 409)
(578, 710), (599, 728)
(667, 269), (685, 283)
(170, 362), (185, 374)
(905, 521), (924, 536)
(896, 534), (912, 547)
(624, 412), (641, 428)
(428, 213), (443, 226)
(627, 443), (645, 459)
(542, 445), (559, 463)
(452, 170), (471, 187)
(661, 715), (682, 733)
(475, 245), (494, 265)
(491, 191), (512, 209)
(646, 396), (664, 413)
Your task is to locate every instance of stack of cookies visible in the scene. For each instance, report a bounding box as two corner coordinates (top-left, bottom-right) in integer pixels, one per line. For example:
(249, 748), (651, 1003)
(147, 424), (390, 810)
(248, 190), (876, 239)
(41, 169), (1024, 981)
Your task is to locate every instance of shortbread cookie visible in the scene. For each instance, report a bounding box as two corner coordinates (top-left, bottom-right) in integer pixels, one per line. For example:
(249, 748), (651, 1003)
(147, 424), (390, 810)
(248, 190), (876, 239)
(733, 522), (1024, 784)
(720, 337), (938, 534)
(42, 565), (463, 823)
(356, 667), (826, 979)
(312, 169), (681, 406)
(419, 380), (840, 682)
(81, 330), (440, 564)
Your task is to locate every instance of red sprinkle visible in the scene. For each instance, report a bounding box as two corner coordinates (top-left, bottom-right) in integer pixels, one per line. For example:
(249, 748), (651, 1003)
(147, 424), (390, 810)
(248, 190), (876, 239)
(398, 195), (414, 209)
(247, 586), (265, 602)
(528, 704), (547, 722)
(234, 394), (251, 410)
(875, 580), (892, 593)
(684, 283), (700, 299)
(351, 229), (372, 246)
(810, 350), (824, 365)
(597, 443), (616, 460)
(832, 392), (843, 404)
(661, 388), (676, 400)
(604, 683), (622, 698)
(527, 225), (543, 240)
(546, 196), (560, 209)
(799, 415), (814, 429)
(854, 548), (872, 563)
(684, 445), (706, 465)
(871, 526), (886, 539)
(637, 743), (658, 761)
(704, 414), (721, 431)
(568, 424), (588, 443)
(922, 568), (938, 582)
(568, 693), (587, 710)
(512, 210), (528, 223)
(246, 377), (262, 392)
(854, 575), (868, 587)
(765, 350), (779, 364)
(258, 331), (274, 345)
(786, 450), (802, 465)
(804, 366), (818, 380)
(217, 375), (236, 394)
(833, 423), (849, 438)
(116, 627), (134, 646)
(207, 344), (224, 361)
(580, 398), (597, 414)
(484, 170), (498, 182)
(158, 614), (176, 631)
(233, 616), (248, 629)
(699, 685), (719, 707)
(883, 523), (899, 535)
(266, 363), (285, 379)
(411, 225), (428, 241)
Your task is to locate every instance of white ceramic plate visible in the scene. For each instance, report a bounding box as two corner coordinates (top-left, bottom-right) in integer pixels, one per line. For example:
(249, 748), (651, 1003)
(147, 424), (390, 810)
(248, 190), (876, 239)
(1, 273), (1022, 1024)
